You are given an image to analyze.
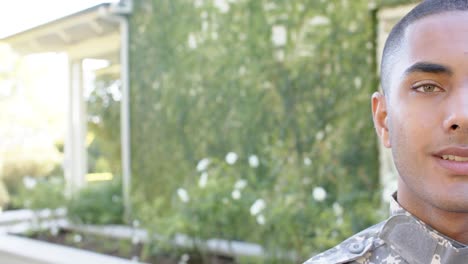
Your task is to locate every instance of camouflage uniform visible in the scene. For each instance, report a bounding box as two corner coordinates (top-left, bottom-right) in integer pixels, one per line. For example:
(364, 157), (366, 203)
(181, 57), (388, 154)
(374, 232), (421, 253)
(303, 194), (468, 264)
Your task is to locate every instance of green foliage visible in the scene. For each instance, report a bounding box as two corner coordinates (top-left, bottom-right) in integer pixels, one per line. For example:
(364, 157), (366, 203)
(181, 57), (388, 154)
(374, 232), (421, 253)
(67, 180), (124, 225)
(128, 0), (416, 261)
(86, 74), (122, 175)
(2, 147), (61, 194)
(0, 180), (9, 208)
(1, 145), (62, 209)
(9, 176), (65, 210)
(375, 0), (420, 7)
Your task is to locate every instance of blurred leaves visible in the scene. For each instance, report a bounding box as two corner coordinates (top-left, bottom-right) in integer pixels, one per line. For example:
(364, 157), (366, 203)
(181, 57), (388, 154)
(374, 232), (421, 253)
(10, 175), (65, 210)
(86, 75), (122, 175)
(127, 0), (397, 261)
(67, 180), (124, 225)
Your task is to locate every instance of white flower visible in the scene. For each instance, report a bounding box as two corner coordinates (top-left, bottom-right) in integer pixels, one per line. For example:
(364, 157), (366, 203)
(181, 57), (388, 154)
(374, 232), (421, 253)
(177, 188), (190, 203)
(50, 226), (59, 236)
(131, 235), (140, 245)
(312, 187), (327, 202)
(231, 189), (241, 200)
(202, 21), (209, 32)
(315, 131), (325, 141)
(198, 172), (208, 188)
(308, 16), (330, 26)
(272, 25), (287, 47)
(194, 0), (203, 8)
(225, 152), (238, 165)
(188, 33), (197, 49)
(73, 234), (82, 243)
(23, 176), (37, 189)
(250, 199), (266, 216)
(214, 0), (230, 13)
(284, 195), (295, 206)
(333, 202), (343, 216)
(348, 21), (358, 33)
(368, 1), (377, 10)
(234, 179), (247, 190)
(178, 253), (190, 264)
(239, 66), (246, 76)
(256, 214), (266, 225)
(354, 77), (362, 89)
(337, 217), (344, 226)
(248, 155), (259, 168)
(303, 157), (312, 166)
(275, 50), (285, 62)
(196, 158), (210, 172)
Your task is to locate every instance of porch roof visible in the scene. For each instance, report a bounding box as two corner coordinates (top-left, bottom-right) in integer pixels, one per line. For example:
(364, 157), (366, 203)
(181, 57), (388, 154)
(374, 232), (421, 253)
(0, 3), (119, 59)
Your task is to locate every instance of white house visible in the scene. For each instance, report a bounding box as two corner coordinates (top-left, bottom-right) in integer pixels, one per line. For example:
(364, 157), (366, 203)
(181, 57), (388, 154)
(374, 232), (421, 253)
(0, 0), (133, 217)
(1, 1), (418, 216)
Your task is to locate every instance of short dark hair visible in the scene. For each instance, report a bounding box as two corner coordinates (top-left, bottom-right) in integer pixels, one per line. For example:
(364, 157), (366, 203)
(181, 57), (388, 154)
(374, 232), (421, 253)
(381, 0), (468, 93)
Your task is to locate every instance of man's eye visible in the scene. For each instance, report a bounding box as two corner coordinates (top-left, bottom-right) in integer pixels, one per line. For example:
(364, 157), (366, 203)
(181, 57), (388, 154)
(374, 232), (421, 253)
(414, 84), (443, 93)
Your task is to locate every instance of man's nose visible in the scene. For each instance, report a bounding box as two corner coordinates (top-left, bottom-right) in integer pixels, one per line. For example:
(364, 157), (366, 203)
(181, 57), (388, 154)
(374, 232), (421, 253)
(443, 88), (468, 133)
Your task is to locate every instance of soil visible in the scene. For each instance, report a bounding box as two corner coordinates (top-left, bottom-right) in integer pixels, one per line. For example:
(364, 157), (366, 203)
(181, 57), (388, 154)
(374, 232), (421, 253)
(23, 229), (236, 264)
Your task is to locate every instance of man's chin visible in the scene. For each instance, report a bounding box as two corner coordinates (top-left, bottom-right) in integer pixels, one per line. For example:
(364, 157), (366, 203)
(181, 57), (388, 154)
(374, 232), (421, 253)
(431, 195), (468, 213)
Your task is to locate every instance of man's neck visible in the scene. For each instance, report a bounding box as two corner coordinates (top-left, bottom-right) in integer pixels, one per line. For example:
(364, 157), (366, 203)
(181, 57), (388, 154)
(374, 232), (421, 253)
(397, 183), (468, 245)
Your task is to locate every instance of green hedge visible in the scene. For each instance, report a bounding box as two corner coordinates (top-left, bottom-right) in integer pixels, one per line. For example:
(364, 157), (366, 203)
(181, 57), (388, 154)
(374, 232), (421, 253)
(67, 180), (124, 225)
(129, 0), (418, 262)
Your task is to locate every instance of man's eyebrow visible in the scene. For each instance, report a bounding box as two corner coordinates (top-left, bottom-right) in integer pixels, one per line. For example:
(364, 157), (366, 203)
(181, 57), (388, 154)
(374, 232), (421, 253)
(403, 62), (453, 76)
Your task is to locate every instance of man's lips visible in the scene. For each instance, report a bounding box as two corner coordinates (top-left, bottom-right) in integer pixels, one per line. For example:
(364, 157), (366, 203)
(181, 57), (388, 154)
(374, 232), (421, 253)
(433, 146), (468, 175)
(439, 155), (468, 162)
(434, 146), (468, 160)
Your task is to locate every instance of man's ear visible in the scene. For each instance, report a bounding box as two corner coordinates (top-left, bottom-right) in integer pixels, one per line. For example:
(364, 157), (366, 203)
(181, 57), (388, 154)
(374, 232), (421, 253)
(372, 92), (391, 148)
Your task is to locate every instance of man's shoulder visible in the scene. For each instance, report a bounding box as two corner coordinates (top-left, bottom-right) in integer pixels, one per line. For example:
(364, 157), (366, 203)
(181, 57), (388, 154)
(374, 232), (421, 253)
(303, 220), (387, 264)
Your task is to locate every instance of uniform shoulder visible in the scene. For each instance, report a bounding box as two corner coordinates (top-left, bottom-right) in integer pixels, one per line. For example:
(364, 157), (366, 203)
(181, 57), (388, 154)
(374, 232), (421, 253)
(303, 221), (387, 264)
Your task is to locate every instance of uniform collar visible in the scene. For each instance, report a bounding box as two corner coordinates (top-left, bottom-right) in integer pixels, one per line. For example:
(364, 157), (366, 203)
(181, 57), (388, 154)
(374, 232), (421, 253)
(388, 192), (467, 248)
(380, 193), (468, 263)
(389, 192), (406, 216)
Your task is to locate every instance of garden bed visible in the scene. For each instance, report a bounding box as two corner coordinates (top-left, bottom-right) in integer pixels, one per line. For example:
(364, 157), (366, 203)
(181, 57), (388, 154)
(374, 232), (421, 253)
(0, 209), (267, 263)
(23, 228), (237, 264)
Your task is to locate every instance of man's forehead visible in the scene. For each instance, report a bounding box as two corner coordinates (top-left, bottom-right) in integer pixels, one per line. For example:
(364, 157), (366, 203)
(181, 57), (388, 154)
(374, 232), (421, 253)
(402, 11), (468, 61)
(405, 10), (468, 40)
(384, 10), (468, 96)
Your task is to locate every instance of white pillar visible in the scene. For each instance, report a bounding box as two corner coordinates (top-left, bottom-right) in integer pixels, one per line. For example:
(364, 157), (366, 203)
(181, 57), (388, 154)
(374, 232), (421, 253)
(120, 16), (131, 221)
(64, 59), (87, 196)
(64, 58), (73, 197)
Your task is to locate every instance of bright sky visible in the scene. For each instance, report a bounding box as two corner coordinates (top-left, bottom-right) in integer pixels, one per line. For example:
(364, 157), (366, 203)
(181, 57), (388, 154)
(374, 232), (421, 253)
(0, 0), (121, 149)
(0, 0), (116, 38)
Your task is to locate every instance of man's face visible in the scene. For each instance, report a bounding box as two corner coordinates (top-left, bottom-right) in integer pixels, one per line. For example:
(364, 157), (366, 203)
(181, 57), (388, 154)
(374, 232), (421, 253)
(373, 11), (468, 213)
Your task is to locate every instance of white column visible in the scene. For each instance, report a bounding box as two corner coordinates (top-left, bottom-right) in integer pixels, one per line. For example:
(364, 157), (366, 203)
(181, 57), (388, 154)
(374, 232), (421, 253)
(120, 16), (131, 221)
(64, 58), (73, 196)
(64, 59), (87, 196)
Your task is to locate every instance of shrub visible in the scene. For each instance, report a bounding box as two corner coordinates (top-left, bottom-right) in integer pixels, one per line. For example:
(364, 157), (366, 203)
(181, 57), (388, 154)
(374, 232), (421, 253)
(9, 175), (65, 210)
(67, 180), (124, 225)
(1, 146), (62, 204)
(0, 180), (9, 209)
(149, 154), (381, 263)
(129, 0), (418, 262)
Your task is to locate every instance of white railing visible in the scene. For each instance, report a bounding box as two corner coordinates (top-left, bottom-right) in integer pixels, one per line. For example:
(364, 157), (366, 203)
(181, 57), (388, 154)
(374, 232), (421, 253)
(0, 233), (142, 264)
(0, 209), (296, 263)
(0, 209), (143, 264)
